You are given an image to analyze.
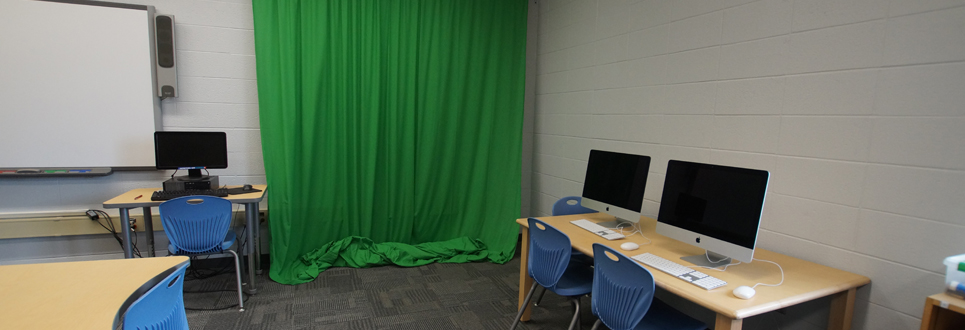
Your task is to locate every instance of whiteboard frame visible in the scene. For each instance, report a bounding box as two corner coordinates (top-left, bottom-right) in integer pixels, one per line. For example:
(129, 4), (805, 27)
(0, 0), (161, 170)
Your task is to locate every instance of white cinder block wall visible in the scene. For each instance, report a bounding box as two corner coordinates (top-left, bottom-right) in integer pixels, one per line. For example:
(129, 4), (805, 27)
(0, 0), (262, 262)
(531, 0), (965, 329)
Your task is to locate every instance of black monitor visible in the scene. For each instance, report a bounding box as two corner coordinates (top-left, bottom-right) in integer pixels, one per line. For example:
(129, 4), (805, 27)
(580, 149), (651, 228)
(656, 160), (769, 265)
(154, 131), (227, 179)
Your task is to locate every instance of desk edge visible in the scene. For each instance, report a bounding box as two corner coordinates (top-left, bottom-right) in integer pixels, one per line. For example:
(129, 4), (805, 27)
(516, 216), (872, 319)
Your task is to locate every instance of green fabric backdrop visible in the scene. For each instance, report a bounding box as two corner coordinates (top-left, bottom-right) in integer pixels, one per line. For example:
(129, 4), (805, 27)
(252, 0), (528, 284)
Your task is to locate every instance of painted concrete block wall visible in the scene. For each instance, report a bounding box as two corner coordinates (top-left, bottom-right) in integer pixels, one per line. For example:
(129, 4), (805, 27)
(0, 0), (262, 262)
(532, 0), (965, 329)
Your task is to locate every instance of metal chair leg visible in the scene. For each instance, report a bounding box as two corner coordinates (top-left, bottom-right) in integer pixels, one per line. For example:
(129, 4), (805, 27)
(567, 297), (582, 330)
(509, 283), (539, 330)
(227, 249), (245, 312)
(534, 286), (547, 306)
(591, 319), (602, 330)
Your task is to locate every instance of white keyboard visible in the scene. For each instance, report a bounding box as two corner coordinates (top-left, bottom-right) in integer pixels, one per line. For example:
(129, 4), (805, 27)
(570, 219), (625, 240)
(632, 252), (727, 290)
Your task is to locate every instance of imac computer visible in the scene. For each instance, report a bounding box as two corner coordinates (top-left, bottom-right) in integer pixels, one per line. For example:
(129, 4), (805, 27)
(656, 160), (769, 267)
(580, 149), (651, 229)
(154, 131), (228, 191)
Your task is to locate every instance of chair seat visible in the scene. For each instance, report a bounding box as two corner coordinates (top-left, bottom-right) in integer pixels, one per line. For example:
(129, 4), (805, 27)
(635, 299), (707, 330)
(551, 259), (594, 297)
(168, 231), (237, 255)
(570, 250), (594, 265)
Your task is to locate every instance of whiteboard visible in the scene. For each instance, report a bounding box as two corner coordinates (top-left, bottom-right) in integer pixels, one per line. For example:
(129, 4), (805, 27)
(0, 0), (160, 168)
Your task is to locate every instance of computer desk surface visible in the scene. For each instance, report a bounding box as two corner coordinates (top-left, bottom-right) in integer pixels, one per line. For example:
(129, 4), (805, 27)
(102, 185), (268, 209)
(515, 213), (870, 330)
(0, 256), (189, 330)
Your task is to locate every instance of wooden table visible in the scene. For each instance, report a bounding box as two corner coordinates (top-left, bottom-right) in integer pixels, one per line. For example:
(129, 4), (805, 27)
(516, 213), (870, 330)
(103, 185), (267, 294)
(0, 256), (189, 330)
(921, 292), (965, 330)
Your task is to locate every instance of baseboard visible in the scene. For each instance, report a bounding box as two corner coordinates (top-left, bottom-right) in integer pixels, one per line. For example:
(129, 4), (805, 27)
(0, 209), (266, 240)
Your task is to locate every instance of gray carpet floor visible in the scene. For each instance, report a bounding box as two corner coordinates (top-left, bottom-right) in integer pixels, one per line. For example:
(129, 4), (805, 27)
(182, 256), (597, 330)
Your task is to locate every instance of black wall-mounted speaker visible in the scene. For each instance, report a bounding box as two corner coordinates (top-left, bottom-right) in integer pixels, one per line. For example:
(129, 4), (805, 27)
(155, 14), (177, 98)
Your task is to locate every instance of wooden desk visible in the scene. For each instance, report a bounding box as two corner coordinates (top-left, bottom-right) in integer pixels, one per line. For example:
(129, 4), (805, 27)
(921, 292), (965, 330)
(0, 256), (189, 330)
(516, 213), (870, 330)
(103, 185), (267, 294)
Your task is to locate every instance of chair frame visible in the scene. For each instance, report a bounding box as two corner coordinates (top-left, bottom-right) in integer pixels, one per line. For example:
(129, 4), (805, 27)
(589, 243), (707, 330)
(510, 218), (593, 330)
(159, 195), (245, 312)
(535, 196), (595, 307)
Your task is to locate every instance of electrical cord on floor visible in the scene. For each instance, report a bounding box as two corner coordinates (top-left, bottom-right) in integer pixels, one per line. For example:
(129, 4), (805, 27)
(185, 203), (247, 280)
(131, 224), (142, 258)
(185, 255), (235, 280)
(88, 209), (141, 258)
(183, 289), (249, 311)
(234, 202), (248, 257)
(239, 224), (248, 259)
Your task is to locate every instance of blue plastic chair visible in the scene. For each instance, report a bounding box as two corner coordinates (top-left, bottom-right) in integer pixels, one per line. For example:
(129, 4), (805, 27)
(552, 196), (596, 216)
(159, 195), (245, 312)
(532, 196), (595, 307)
(510, 218), (594, 330)
(122, 262), (190, 330)
(590, 243), (707, 330)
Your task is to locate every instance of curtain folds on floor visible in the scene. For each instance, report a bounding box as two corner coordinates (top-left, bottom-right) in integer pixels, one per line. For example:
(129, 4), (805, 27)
(252, 0), (528, 284)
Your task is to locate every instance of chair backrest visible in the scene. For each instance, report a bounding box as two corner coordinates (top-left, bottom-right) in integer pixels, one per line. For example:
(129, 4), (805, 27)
(591, 243), (657, 330)
(122, 262), (190, 330)
(526, 217), (573, 289)
(159, 195), (233, 254)
(552, 196), (596, 216)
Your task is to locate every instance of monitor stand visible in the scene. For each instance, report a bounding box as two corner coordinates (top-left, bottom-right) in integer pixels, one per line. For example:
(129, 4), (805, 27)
(595, 218), (634, 230)
(680, 251), (732, 268)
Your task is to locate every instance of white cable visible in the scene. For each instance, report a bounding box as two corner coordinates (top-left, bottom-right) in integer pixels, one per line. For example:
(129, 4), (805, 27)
(615, 222), (651, 244)
(691, 250), (741, 271)
(750, 258), (784, 288)
(705, 250), (729, 264)
(692, 256), (784, 288)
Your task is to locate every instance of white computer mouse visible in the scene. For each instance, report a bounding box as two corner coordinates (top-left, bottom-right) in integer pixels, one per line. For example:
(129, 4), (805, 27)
(732, 286), (756, 299)
(619, 242), (639, 251)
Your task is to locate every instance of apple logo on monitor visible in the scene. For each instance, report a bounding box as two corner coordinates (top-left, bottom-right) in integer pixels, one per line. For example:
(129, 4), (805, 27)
(696, 237), (701, 243)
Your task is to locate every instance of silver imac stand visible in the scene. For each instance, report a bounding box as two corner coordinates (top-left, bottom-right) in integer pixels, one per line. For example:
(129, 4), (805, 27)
(595, 217), (635, 230)
(680, 251), (732, 268)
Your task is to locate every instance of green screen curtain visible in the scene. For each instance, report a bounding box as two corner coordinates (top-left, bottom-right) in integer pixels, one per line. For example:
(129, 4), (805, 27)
(252, 0), (528, 284)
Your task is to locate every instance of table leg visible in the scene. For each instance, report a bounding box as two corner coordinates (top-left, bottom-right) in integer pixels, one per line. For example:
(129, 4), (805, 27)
(142, 206), (155, 257)
(253, 202), (262, 275)
(518, 226), (533, 321)
(245, 203), (258, 294)
(715, 314), (743, 330)
(828, 288), (857, 330)
(120, 208), (133, 258)
(921, 296), (938, 330)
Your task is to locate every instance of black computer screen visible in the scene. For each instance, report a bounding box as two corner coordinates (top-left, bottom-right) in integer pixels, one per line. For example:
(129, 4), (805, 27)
(154, 131), (228, 170)
(657, 160), (769, 249)
(581, 150), (651, 212)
